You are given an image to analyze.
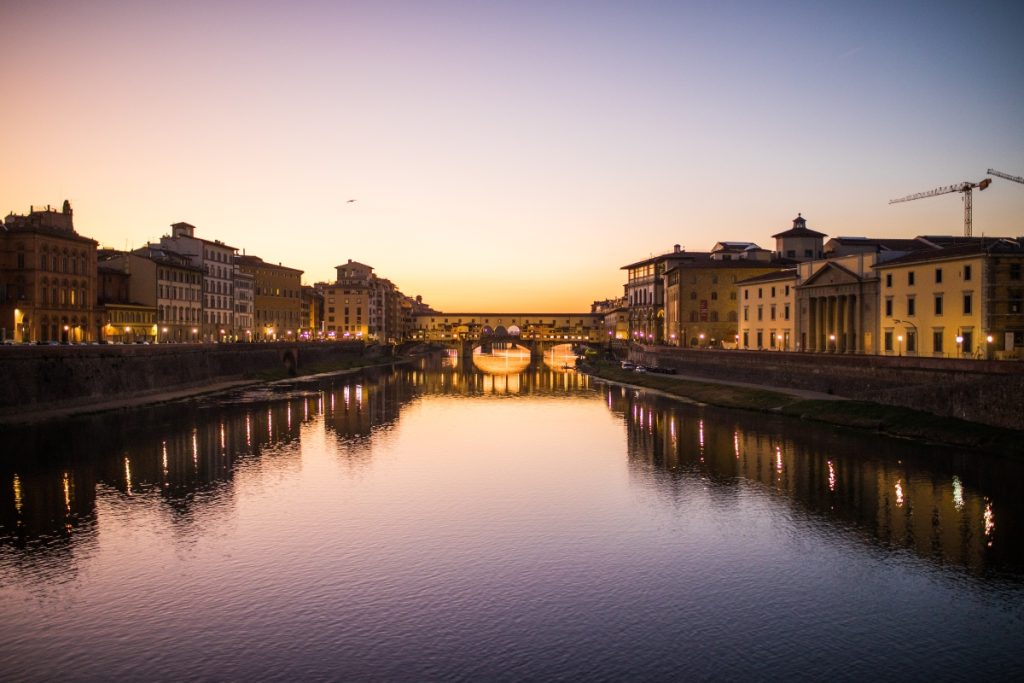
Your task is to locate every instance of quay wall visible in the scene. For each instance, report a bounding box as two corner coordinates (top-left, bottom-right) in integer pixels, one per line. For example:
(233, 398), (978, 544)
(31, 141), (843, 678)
(0, 342), (366, 418)
(628, 346), (1024, 431)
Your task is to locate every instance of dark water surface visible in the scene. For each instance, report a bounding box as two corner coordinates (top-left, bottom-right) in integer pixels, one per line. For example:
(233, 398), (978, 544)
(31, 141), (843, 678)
(2, 357), (1023, 681)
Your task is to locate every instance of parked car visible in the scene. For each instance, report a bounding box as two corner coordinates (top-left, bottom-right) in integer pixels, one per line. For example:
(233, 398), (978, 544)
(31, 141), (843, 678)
(621, 361), (636, 370)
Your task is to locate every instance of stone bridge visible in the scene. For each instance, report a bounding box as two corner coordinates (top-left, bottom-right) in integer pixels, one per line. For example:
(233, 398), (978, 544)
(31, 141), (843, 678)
(411, 312), (605, 357)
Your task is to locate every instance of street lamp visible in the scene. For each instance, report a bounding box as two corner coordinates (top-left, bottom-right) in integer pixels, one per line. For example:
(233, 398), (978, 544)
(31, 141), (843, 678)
(955, 334), (963, 357)
(829, 333), (836, 352)
(776, 333), (783, 351)
(897, 334), (903, 357)
(698, 333), (705, 348)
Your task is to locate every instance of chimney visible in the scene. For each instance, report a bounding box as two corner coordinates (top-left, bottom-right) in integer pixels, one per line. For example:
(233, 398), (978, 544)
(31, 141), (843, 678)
(673, 244), (682, 253)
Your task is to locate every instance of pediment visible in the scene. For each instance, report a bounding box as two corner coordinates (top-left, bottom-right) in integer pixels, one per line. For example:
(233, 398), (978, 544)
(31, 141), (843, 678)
(801, 261), (864, 287)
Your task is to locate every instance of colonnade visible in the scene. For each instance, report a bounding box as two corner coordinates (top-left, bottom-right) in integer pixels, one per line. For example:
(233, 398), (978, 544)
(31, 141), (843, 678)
(806, 294), (858, 353)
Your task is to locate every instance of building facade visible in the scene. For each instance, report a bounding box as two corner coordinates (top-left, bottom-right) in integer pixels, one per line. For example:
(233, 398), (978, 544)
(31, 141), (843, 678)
(660, 241), (782, 348)
(622, 245), (695, 344)
(874, 239), (1024, 359)
(236, 255), (303, 341)
(233, 268), (255, 342)
(158, 222), (237, 342)
(794, 253), (881, 354)
(0, 202), (98, 342)
(132, 245), (204, 343)
(737, 270), (798, 350)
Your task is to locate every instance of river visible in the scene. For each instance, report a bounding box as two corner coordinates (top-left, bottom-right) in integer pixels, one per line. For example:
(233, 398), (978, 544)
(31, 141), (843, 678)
(1, 354), (1023, 680)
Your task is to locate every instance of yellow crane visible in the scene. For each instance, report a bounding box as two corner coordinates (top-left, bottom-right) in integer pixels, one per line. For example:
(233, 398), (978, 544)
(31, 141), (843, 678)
(890, 177), (992, 237)
(988, 168), (1024, 185)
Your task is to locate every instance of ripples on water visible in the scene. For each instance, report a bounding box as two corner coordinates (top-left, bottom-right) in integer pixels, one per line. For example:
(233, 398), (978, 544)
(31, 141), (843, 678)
(1, 357), (1023, 681)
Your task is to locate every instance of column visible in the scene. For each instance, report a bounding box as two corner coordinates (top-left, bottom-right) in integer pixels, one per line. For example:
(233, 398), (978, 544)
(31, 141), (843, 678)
(819, 296), (827, 351)
(847, 294), (857, 353)
(807, 296), (816, 351)
(838, 295), (847, 353)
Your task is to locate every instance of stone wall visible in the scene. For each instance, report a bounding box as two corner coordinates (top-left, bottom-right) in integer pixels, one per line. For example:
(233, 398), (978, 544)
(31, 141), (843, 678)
(0, 342), (366, 418)
(629, 346), (1024, 431)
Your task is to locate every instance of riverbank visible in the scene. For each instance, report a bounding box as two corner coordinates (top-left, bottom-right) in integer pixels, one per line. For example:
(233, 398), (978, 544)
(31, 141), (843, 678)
(584, 361), (1024, 456)
(0, 353), (411, 426)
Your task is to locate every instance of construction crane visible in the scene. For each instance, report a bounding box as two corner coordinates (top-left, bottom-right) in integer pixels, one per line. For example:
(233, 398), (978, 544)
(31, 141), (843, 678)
(988, 168), (1024, 185)
(889, 178), (992, 237)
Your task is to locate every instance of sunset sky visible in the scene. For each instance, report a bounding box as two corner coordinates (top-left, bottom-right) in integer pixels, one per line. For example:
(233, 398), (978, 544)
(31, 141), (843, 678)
(2, 0), (1022, 312)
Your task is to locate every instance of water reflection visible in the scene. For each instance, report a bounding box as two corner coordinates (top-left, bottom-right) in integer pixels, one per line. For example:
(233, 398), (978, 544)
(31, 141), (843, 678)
(1, 360), (1021, 581)
(604, 384), (1024, 574)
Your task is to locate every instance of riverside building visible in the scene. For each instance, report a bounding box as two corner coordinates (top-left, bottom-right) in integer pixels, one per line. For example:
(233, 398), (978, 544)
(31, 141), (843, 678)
(0, 201), (98, 343)
(158, 222), (237, 342)
(236, 255), (303, 342)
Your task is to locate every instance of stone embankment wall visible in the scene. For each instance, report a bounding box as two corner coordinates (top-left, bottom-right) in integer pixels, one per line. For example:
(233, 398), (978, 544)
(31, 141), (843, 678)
(629, 346), (1024, 431)
(0, 342), (366, 418)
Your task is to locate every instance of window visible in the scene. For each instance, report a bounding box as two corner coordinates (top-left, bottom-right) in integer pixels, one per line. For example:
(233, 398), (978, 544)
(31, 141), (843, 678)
(935, 268), (943, 283)
(757, 288), (763, 299)
(886, 273), (892, 287)
(885, 298), (893, 316)
(907, 331), (916, 353)
(907, 297), (915, 316)
(785, 285), (790, 296)
(744, 290), (749, 300)
(784, 304), (790, 320)
(963, 293), (972, 315)
(804, 249), (813, 258)
(770, 287), (776, 297)
(786, 250), (796, 258)
(933, 330), (943, 354)
(935, 295), (943, 315)
(964, 264), (972, 281)
(757, 307), (763, 321)
(711, 291), (718, 300)
(908, 271), (915, 286)
(690, 291), (697, 299)
(1011, 263), (1021, 280)
(884, 330), (893, 352)
(756, 331), (763, 348)
(743, 331), (749, 347)
(962, 331), (973, 355)
(770, 305), (776, 320)
(743, 307), (749, 321)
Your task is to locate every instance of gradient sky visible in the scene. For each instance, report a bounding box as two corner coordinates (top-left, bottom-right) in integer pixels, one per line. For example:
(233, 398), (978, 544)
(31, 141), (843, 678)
(2, 0), (1022, 312)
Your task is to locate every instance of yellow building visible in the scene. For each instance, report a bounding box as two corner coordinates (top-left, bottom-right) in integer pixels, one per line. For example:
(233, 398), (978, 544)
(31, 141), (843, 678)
(874, 240), (1024, 358)
(737, 269), (798, 350)
(236, 255), (303, 341)
(664, 253), (783, 348)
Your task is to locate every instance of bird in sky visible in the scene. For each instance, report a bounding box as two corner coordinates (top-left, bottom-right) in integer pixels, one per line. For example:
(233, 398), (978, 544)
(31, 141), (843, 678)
(346, 199), (356, 203)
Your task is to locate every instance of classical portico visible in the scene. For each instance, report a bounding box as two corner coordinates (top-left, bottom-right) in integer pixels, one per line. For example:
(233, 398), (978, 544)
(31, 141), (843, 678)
(797, 261), (878, 354)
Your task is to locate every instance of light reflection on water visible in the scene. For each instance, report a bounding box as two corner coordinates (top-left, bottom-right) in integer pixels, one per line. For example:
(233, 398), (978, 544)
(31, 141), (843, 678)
(1, 357), (1023, 680)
